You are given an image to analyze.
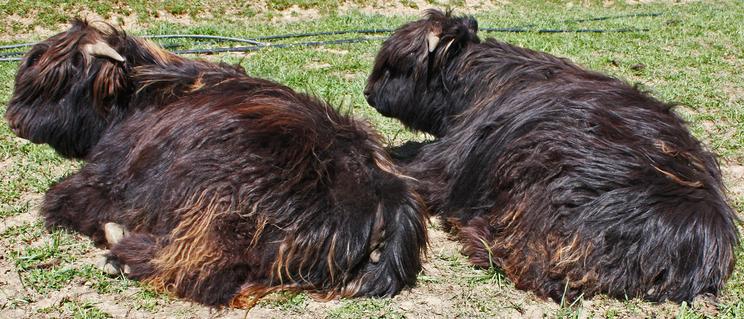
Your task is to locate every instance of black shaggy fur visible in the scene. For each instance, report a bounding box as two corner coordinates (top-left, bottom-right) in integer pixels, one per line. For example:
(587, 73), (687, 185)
(365, 10), (739, 303)
(5, 20), (428, 307)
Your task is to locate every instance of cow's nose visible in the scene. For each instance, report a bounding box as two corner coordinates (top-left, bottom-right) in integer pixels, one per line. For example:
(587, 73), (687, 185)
(363, 89), (374, 106)
(6, 115), (22, 136)
(9, 123), (21, 136)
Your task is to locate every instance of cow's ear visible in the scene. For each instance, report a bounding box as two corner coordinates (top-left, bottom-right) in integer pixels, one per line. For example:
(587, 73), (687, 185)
(424, 11), (479, 57)
(447, 15), (479, 48)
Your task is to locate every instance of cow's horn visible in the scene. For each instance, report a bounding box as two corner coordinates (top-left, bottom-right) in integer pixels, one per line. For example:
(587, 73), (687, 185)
(84, 41), (125, 62)
(427, 31), (441, 53)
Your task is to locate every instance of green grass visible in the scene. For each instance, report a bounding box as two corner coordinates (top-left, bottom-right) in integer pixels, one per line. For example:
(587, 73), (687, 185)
(1, 220), (45, 245)
(327, 298), (405, 319)
(37, 299), (112, 319)
(257, 291), (310, 312)
(0, 1), (742, 318)
(0, 0), (204, 33)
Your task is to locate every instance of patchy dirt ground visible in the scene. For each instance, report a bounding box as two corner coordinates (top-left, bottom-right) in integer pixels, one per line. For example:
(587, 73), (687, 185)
(0, 0), (506, 42)
(723, 165), (744, 199)
(0, 165), (741, 319)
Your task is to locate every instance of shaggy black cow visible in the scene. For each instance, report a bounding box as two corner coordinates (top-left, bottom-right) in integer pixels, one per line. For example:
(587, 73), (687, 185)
(364, 10), (739, 303)
(5, 20), (428, 307)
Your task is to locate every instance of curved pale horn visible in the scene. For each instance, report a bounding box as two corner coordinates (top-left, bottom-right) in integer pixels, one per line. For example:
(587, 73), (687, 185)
(426, 31), (440, 53)
(84, 41), (125, 62)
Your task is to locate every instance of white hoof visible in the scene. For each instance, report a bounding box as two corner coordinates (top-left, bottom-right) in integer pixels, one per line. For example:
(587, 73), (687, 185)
(104, 222), (129, 245)
(96, 255), (121, 276)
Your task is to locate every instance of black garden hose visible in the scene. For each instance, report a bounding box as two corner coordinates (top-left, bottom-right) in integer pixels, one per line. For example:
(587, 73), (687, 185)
(0, 12), (661, 62)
